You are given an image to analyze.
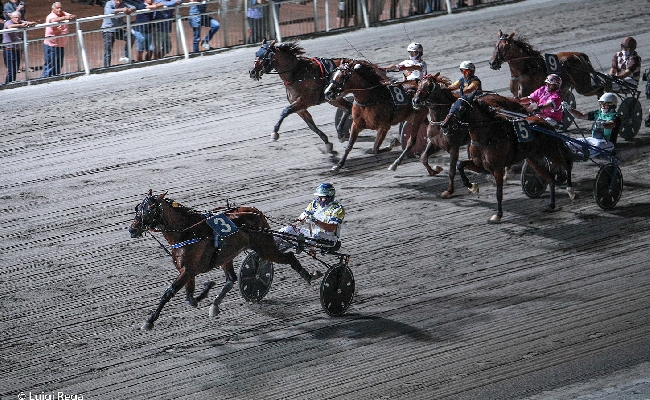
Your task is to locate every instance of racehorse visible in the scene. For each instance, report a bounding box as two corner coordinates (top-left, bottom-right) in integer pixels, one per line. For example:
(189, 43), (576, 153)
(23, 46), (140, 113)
(249, 39), (354, 154)
(323, 61), (429, 172)
(128, 190), (316, 330)
(489, 30), (603, 98)
(441, 93), (574, 223)
(389, 72), (470, 198)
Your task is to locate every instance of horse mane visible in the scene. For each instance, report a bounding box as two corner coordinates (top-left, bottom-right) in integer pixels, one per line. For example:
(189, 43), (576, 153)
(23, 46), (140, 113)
(352, 61), (389, 85)
(433, 75), (452, 87)
(275, 41), (307, 59)
(512, 35), (542, 59)
(475, 93), (528, 117)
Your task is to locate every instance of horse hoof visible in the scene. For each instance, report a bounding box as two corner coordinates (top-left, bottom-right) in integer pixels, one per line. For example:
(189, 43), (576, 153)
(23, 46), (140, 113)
(187, 298), (198, 308)
(388, 163), (398, 171)
(433, 166), (443, 175)
(141, 322), (154, 331)
(209, 304), (220, 317)
(270, 132), (279, 142)
(543, 205), (556, 213)
(469, 183), (479, 194)
(331, 165), (341, 173)
(441, 191), (452, 199)
(339, 136), (347, 143)
(567, 187), (576, 200)
(488, 215), (501, 224)
(324, 142), (334, 154)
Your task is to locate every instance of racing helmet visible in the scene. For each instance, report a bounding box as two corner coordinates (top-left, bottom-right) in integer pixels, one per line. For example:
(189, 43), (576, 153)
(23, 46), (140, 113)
(621, 36), (637, 51)
(407, 42), (423, 56)
(314, 183), (335, 198)
(459, 61), (475, 73)
(545, 73), (562, 87)
(598, 92), (618, 106)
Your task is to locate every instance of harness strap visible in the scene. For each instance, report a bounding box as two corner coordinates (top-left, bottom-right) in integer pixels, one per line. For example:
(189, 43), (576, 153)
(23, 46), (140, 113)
(170, 238), (201, 249)
(311, 57), (326, 78)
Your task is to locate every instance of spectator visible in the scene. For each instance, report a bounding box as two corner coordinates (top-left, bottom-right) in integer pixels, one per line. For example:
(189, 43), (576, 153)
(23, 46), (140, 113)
(246, 0), (265, 44)
(131, 0), (162, 62)
(609, 36), (641, 92)
(152, 0), (181, 59)
(337, 0), (355, 28)
(4, 0), (25, 21)
(3, 10), (35, 83)
(42, 2), (76, 77)
(188, 0), (220, 52)
(102, 0), (135, 67)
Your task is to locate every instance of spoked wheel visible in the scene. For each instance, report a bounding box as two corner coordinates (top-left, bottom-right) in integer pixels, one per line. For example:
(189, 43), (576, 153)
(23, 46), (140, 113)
(618, 97), (642, 141)
(238, 251), (274, 302)
(562, 90), (577, 130)
(594, 163), (623, 210)
(320, 265), (355, 316)
(521, 157), (550, 198)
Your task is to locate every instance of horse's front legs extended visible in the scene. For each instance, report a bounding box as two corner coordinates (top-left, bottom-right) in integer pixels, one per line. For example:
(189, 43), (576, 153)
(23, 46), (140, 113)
(209, 263), (237, 317)
(142, 271), (191, 331)
(272, 105), (295, 141)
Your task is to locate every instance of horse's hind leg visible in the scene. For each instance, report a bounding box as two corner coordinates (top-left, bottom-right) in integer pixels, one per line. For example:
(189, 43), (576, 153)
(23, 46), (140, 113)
(142, 271), (191, 331)
(388, 126), (424, 172)
(296, 109), (334, 155)
(488, 170), (505, 224)
(209, 263), (237, 317)
(441, 146), (459, 198)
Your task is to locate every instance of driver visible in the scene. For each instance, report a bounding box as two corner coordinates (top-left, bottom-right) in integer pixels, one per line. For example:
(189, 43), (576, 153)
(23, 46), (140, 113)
(563, 92), (620, 157)
(521, 73), (564, 128)
(445, 61), (482, 117)
(275, 183), (346, 283)
(609, 36), (641, 92)
(382, 42), (428, 82)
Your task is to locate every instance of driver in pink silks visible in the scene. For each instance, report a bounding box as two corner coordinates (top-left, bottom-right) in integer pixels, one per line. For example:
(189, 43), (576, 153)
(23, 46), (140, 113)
(520, 73), (564, 129)
(275, 183), (346, 284)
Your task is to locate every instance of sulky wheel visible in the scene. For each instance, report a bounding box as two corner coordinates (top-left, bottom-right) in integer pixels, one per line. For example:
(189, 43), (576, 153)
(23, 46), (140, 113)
(593, 163), (623, 210)
(618, 97), (642, 141)
(320, 265), (355, 316)
(238, 251), (274, 302)
(521, 158), (549, 198)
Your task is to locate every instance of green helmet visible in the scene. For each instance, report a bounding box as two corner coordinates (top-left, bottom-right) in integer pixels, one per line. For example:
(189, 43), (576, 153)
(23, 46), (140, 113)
(314, 183), (335, 198)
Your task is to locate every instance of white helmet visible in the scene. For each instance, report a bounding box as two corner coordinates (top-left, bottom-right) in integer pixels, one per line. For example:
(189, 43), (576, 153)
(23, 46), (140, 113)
(598, 92), (618, 105)
(407, 42), (423, 55)
(459, 61), (475, 73)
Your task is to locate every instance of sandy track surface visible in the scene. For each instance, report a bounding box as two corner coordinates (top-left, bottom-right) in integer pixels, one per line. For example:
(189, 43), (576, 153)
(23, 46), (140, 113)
(2, 0), (650, 398)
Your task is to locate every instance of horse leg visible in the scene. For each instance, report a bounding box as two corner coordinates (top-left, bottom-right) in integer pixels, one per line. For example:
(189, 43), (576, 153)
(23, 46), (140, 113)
(332, 122), (361, 172)
(331, 97), (353, 142)
(388, 126), (420, 171)
(457, 160), (482, 194)
(142, 271), (191, 331)
(272, 105), (296, 141)
(370, 127), (390, 154)
(296, 109), (334, 155)
(565, 160), (575, 200)
(488, 170), (505, 224)
(441, 146), (459, 198)
(209, 263), (237, 317)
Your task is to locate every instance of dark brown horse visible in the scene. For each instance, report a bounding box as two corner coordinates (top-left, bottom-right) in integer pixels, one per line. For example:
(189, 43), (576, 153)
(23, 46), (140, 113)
(128, 190), (320, 330)
(323, 61), (428, 172)
(442, 94), (574, 223)
(249, 39), (354, 154)
(389, 73), (470, 198)
(489, 30), (603, 98)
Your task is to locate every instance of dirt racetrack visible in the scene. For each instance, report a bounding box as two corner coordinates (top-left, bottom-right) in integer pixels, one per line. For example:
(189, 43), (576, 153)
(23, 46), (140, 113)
(3, 0), (650, 398)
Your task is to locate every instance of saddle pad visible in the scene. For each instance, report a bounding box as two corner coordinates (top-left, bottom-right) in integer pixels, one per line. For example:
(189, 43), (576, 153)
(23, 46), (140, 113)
(313, 57), (336, 77)
(513, 120), (534, 142)
(387, 84), (411, 106)
(206, 213), (239, 238)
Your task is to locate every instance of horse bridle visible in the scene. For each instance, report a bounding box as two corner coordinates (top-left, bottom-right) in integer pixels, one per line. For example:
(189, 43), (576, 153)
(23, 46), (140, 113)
(490, 34), (511, 69)
(326, 65), (353, 98)
(254, 43), (275, 76)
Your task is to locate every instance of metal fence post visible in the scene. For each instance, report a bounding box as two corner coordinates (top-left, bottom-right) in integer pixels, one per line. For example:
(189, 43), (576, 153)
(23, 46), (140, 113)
(270, 0), (281, 42)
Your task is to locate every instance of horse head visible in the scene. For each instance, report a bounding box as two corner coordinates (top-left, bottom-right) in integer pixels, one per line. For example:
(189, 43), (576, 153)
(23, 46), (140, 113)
(249, 39), (276, 81)
(489, 30), (515, 70)
(412, 72), (453, 110)
(129, 190), (166, 238)
(324, 62), (354, 101)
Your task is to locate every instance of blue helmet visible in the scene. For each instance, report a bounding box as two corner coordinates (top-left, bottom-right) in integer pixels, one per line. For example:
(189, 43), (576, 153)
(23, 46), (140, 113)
(314, 183), (335, 198)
